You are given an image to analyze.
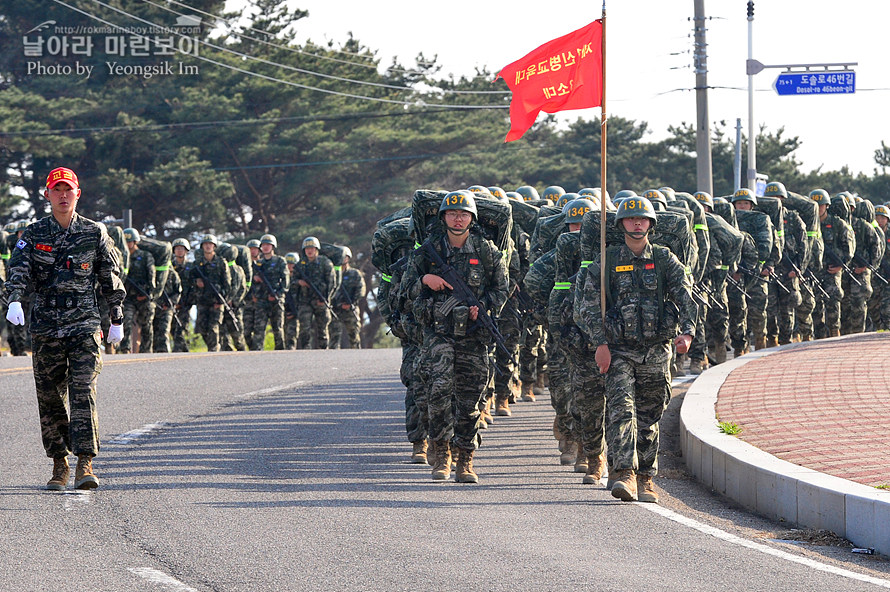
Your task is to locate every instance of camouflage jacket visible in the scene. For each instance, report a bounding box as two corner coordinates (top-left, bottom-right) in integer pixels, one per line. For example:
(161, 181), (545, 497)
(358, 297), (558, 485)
(155, 262), (182, 309)
(778, 208), (809, 273)
(292, 255), (335, 305)
(574, 242), (696, 349)
(228, 261), (248, 308)
(332, 267), (366, 308)
(403, 231), (508, 340)
(5, 213), (125, 337)
(820, 213), (855, 269)
(550, 231), (582, 328)
(124, 247), (156, 301)
(186, 253), (231, 307)
(250, 254), (290, 301)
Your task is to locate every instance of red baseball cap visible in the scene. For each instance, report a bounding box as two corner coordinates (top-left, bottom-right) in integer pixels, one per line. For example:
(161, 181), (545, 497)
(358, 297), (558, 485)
(46, 167), (79, 190)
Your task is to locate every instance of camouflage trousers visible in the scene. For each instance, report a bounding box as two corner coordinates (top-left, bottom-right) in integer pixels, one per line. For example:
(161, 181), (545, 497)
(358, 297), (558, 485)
(284, 312), (299, 349)
(152, 304), (175, 353)
(423, 331), (489, 450)
(795, 286), (816, 340)
(6, 317), (29, 355)
(195, 304), (224, 352)
(688, 308), (708, 362)
(494, 298), (521, 399)
(333, 305), (362, 349)
(867, 276), (890, 331)
(518, 319), (546, 383)
(814, 270), (843, 338)
(252, 298), (285, 350)
(567, 342), (606, 461)
(221, 305), (247, 351)
(172, 305), (191, 352)
(547, 330), (571, 438)
(298, 302), (331, 349)
(241, 301), (257, 348)
(604, 341), (671, 476)
(705, 282), (729, 358)
(726, 279), (749, 351)
(32, 331), (102, 458)
(401, 340), (427, 443)
(121, 297), (154, 354)
(745, 279), (769, 342)
(841, 269), (872, 335)
(766, 276), (801, 344)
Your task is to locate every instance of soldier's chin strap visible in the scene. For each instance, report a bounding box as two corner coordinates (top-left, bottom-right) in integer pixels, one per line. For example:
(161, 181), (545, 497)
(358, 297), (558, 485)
(623, 229), (648, 240)
(446, 225), (469, 236)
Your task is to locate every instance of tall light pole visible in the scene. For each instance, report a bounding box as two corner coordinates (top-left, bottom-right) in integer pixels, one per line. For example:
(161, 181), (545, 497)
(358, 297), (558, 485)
(693, 0), (713, 195)
(746, 1), (756, 191)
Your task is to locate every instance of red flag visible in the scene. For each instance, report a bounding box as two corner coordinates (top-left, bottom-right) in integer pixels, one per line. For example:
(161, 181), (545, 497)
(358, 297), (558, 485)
(496, 20), (603, 142)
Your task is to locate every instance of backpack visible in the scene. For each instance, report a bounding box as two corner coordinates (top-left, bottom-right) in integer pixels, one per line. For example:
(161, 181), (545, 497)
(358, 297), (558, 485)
(411, 190), (512, 252)
(735, 209), (774, 263)
(371, 216), (415, 276)
(754, 196), (785, 258)
(675, 193), (711, 282)
(509, 199), (540, 237)
(138, 236), (173, 299)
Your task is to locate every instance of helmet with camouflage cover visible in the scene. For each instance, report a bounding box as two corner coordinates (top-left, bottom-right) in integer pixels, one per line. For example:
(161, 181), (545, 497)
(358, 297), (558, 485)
(541, 185), (566, 203)
(487, 186), (507, 200)
(732, 188), (757, 206)
(578, 188), (600, 199)
(246, 238), (261, 249)
(875, 205), (890, 219)
(641, 189), (667, 210)
(809, 189), (831, 206)
(16, 220), (29, 231)
(123, 228), (140, 243)
(172, 237), (190, 251)
(763, 181), (787, 199)
(302, 236), (321, 250)
(555, 192), (578, 210)
(439, 190), (478, 221)
(713, 195), (729, 205)
(693, 191), (714, 210)
(467, 185), (492, 198)
(659, 187), (676, 202)
(260, 233), (278, 248)
(515, 185), (540, 201)
(3, 221), (16, 232)
(564, 198), (595, 224)
(200, 233), (218, 247)
(615, 196), (657, 234)
(285, 252), (300, 264)
(505, 191), (523, 201)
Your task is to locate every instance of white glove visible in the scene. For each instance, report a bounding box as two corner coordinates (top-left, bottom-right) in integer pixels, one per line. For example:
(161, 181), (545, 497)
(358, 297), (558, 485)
(107, 324), (123, 345)
(6, 301), (25, 326)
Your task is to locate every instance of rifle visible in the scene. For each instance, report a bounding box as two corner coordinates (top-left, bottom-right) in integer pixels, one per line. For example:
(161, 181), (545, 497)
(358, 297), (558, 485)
(764, 267), (791, 294)
(725, 273), (750, 298)
(700, 282), (727, 313)
(823, 246), (862, 286)
(803, 268), (831, 300)
(852, 253), (889, 285)
(255, 259), (289, 301)
(780, 256), (814, 299)
(294, 266), (336, 314)
(191, 259), (242, 332)
(420, 239), (515, 365)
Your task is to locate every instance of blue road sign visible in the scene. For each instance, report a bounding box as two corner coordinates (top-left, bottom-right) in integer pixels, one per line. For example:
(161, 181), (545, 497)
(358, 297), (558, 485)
(774, 71), (855, 96)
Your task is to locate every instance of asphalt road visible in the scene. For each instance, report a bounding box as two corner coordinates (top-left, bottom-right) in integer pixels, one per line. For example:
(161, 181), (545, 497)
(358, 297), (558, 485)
(1, 348), (889, 591)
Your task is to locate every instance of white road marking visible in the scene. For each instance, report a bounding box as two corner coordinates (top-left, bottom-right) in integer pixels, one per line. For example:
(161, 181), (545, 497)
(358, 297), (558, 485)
(128, 567), (198, 591)
(232, 380), (306, 400)
(62, 490), (91, 511)
(106, 422), (170, 446)
(643, 503), (890, 589)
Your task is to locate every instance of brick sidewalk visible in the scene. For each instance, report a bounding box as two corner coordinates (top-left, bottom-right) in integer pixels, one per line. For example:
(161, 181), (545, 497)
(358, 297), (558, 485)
(715, 332), (890, 488)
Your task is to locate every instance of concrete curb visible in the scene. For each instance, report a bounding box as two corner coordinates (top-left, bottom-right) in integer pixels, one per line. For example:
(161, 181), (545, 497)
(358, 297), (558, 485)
(679, 340), (890, 554)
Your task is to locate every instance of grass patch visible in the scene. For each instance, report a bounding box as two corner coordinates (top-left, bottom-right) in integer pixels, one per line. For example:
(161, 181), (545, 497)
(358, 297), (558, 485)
(718, 421), (742, 435)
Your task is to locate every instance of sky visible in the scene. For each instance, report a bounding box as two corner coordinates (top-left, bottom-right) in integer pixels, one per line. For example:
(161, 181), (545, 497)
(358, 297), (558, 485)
(235, 1), (888, 180)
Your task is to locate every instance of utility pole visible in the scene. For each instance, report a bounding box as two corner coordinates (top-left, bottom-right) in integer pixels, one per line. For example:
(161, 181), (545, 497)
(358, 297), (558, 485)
(693, 0), (713, 195)
(746, 1), (756, 191)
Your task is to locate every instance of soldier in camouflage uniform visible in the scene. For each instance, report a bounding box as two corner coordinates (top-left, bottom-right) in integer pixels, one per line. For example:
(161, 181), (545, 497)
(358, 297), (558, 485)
(732, 189), (774, 350)
(574, 196), (696, 503)
(120, 228), (156, 354)
(171, 238), (192, 352)
(283, 252), (301, 349)
(294, 236), (336, 349)
(5, 167), (126, 490)
(240, 239), (261, 347)
(403, 192), (508, 483)
(842, 194), (881, 334)
(248, 234), (289, 350)
(183, 234), (232, 352)
(811, 190), (855, 338)
(6, 221), (33, 356)
(868, 205), (890, 330)
(331, 247), (366, 349)
(763, 183), (807, 346)
(152, 249), (182, 353)
(219, 249), (248, 351)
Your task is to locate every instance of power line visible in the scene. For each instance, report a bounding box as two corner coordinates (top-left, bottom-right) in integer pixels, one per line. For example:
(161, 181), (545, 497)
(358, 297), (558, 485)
(51, 0), (509, 110)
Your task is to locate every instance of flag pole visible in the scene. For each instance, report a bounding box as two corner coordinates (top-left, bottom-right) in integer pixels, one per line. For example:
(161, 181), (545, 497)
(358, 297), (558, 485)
(599, 1), (607, 322)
